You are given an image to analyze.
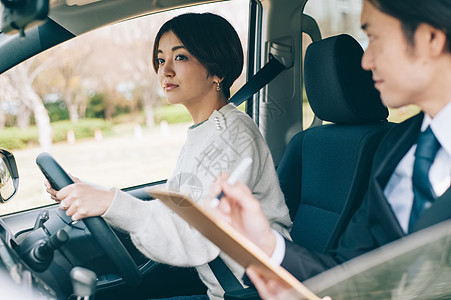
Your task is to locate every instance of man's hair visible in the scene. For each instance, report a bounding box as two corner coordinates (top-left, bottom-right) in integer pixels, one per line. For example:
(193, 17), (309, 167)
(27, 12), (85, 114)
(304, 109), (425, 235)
(368, 0), (451, 51)
(153, 13), (244, 99)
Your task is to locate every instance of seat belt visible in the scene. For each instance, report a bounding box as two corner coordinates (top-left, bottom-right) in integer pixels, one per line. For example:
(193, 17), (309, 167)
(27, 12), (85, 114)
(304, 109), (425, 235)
(209, 256), (244, 292)
(228, 54), (287, 107)
(208, 54), (288, 293)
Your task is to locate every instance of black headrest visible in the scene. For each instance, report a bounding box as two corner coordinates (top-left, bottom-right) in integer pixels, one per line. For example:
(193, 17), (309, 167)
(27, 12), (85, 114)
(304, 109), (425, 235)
(304, 34), (388, 124)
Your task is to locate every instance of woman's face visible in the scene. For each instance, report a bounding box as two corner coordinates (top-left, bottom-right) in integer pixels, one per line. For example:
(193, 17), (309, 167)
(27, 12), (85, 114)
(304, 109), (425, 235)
(156, 31), (220, 107)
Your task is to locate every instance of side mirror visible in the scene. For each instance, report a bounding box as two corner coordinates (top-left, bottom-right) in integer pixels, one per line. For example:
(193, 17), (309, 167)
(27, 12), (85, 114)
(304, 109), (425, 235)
(0, 149), (19, 203)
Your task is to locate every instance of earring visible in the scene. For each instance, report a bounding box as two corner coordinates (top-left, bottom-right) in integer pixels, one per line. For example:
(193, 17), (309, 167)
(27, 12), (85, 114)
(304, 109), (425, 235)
(216, 82), (221, 91)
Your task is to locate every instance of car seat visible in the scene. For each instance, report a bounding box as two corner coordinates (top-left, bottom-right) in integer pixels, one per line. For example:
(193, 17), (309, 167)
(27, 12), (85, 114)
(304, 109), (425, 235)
(277, 34), (393, 253)
(225, 34), (393, 300)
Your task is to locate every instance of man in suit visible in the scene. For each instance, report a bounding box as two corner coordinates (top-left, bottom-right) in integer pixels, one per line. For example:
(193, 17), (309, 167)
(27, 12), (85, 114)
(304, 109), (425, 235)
(212, 0), (451, 298)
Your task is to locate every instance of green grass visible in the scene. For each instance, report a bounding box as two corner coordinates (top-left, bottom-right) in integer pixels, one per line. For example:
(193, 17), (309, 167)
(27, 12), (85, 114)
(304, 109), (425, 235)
(139, 102), (246, 125)
(0, 119), (113, 150)
(2, 100), (411, 151)
(0, 105), (194, 150)
(0, 127), (37, 150)
(155, 105), (192, 124)
(51, 119), (114, 141)
(111, 105), (193, 126)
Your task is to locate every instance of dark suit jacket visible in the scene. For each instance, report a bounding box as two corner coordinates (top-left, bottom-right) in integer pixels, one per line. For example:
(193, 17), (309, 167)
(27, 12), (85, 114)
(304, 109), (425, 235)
(281, 112), (451, 281)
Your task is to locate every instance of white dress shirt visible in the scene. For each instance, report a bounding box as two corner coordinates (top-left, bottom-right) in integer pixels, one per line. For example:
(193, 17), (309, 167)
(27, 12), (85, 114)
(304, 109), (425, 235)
(385, 102), (451, 233)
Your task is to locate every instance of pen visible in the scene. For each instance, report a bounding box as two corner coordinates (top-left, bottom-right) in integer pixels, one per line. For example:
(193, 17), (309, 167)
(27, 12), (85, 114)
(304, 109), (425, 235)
(210, 157), (253, 208)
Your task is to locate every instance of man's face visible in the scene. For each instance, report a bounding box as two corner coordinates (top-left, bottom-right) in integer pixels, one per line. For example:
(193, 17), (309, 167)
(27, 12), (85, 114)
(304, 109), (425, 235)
(360, 0), (433, 109)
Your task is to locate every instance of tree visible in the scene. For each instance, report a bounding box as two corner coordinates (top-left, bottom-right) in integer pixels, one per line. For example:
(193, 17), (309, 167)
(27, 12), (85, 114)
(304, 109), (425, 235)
(0, 76), (18, 130)
(35, 39), (94, 123)
(98, 15), (166, 127)
(4, 60), (52, 151)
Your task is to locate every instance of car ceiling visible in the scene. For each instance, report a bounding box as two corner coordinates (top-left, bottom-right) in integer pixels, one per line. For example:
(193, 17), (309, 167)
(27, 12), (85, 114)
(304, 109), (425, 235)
(49, 0), (228, 36)
(0, 0), (229, 74)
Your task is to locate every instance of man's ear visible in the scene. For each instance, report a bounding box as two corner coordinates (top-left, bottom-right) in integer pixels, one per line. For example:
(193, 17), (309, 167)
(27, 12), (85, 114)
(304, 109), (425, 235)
(419, 24), (448, 57)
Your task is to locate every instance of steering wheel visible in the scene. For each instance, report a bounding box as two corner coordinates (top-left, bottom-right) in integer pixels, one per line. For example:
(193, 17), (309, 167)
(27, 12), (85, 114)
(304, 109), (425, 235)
(36, 152), (142, 286)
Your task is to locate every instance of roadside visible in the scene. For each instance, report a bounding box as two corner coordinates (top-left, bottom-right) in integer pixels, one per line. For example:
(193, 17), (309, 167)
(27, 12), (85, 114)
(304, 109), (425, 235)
(0, 122), (188, 215)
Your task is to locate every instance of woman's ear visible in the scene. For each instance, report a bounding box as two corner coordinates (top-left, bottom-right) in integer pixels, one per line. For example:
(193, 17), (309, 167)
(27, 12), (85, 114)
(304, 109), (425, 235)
(212, 75), (224, 84)
(212, 76), (224, 91)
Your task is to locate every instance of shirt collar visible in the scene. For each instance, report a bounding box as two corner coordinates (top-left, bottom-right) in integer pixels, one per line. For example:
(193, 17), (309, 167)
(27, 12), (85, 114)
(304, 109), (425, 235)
(423, 101), (451, 158)
(207, 103), (236, 131)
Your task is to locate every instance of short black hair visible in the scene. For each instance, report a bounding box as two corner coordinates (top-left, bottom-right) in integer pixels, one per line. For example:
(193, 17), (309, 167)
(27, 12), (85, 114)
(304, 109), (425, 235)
(368, 0), (451, 51)
(153, 13), (244, 99)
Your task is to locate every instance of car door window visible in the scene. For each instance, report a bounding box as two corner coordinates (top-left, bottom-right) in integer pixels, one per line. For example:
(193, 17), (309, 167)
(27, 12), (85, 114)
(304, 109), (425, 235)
(303, 0), (420, 126)
(0, 0), (249, 216)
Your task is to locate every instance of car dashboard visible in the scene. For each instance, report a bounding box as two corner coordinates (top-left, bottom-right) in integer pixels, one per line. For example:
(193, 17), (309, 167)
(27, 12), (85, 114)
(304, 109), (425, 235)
(0, 217), (57, 299)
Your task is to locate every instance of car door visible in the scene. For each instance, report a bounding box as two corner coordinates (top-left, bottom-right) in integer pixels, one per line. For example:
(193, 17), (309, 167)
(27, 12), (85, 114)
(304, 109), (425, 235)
(0, 1), (253, 299)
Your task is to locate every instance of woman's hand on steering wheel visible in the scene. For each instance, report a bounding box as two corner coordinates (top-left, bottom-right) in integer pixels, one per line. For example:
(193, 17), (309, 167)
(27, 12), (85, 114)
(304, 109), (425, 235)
(44, 174), (80, 202)
(46, 179), (115, 221)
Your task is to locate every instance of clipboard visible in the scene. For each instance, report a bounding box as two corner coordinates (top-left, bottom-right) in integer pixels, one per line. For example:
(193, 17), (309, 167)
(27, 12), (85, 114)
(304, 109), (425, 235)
(303, 219), (451, 299)
(147, 189), (320, 300)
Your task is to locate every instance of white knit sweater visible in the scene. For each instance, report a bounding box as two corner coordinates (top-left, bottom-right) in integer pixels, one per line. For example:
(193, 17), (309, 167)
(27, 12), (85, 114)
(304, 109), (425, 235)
(103, 104), (292, 299)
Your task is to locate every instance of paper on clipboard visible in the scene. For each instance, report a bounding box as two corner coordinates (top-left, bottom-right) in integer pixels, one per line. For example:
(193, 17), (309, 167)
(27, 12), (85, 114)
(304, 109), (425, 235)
(147, 189), (320, 300)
